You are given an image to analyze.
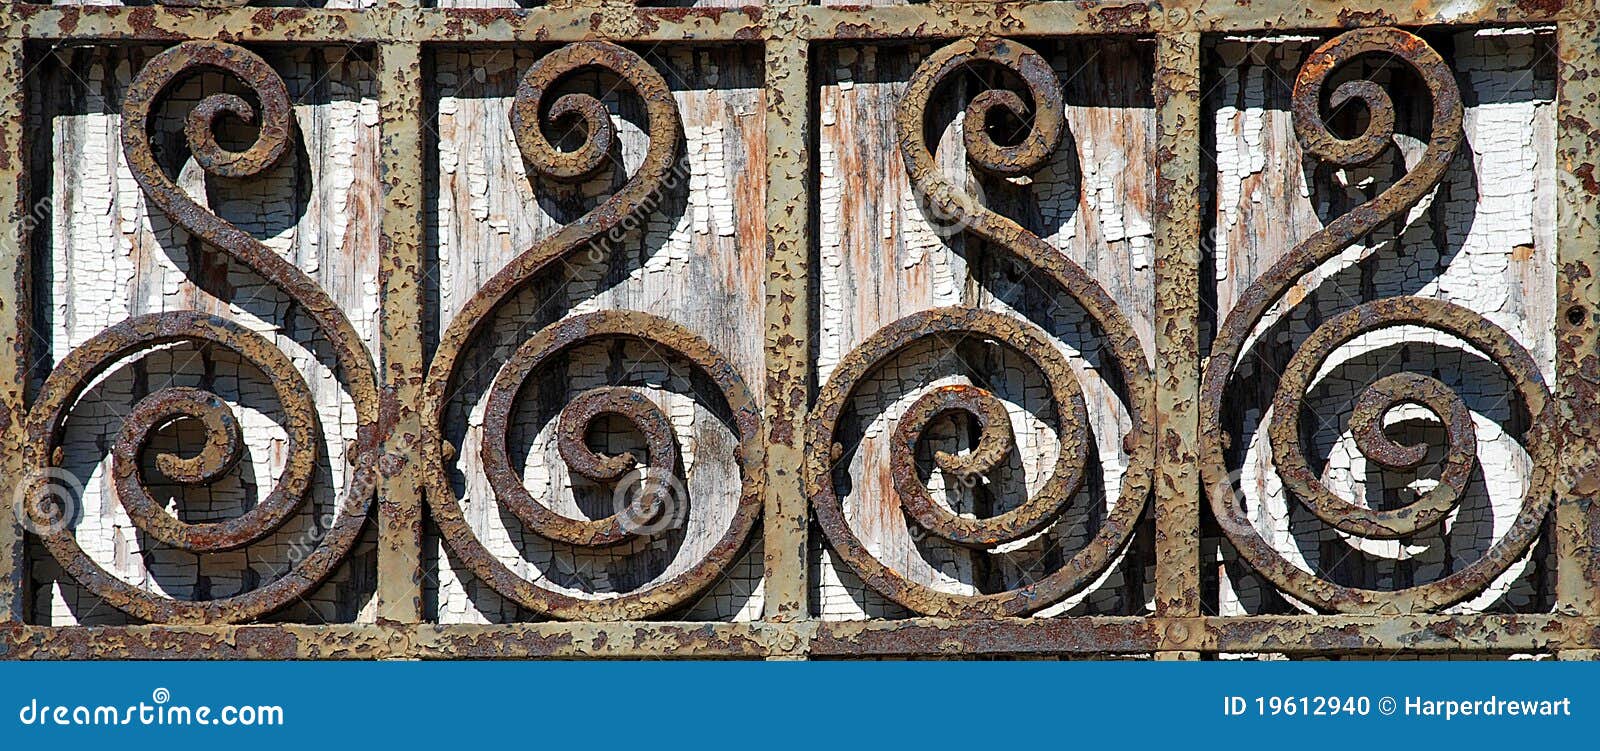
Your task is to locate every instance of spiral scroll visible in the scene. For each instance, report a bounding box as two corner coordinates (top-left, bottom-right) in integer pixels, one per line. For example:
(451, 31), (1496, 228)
(805, 38), (1155, 618)
(420, 42), (764, 621)
(19, 42), (380, 624)
(1199, 28), (1556, 613)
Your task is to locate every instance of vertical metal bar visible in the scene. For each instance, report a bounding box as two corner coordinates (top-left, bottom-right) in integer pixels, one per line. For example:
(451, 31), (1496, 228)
(760, 25), (813, 629)
(1554, 20), (1600, 653)
(376, 41), (426, 625)
(1152, 29), (1203, 659)
(0, 29), (26, 624)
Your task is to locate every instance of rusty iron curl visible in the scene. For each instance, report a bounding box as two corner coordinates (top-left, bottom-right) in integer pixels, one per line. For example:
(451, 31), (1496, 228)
(1197, 27), (1557, 614)
(419, 42), (764, 621)
(19, 41), (382, 625)
(805, 37), (1156, 619)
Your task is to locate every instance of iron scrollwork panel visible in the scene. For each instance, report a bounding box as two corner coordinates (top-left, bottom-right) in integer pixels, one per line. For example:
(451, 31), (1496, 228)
(806, 37), (1157, 619)
(5, 16), (1577, 651)
(421, 42), (765, 622)
(1200, 28), (1557, 615)
(20, 41), (380, 624)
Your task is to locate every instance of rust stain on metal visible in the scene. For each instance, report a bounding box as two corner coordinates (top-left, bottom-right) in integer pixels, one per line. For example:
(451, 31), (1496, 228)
(1516, 0), (1567, 16)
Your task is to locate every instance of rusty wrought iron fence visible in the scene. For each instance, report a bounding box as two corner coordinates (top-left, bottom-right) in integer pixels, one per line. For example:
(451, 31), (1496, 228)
(0, 0), (1596, 660)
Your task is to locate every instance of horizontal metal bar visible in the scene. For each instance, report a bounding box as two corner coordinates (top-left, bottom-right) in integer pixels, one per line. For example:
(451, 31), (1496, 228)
(0, 1), (1577, 45)
(2, 616), (1593, 659)
(810, 618), (1158, 657)
(2, 6), (766, 44)
(1187, 0), (1578, 32)
(0, 623), (775, 660)
(1196, 615), (1596, 655)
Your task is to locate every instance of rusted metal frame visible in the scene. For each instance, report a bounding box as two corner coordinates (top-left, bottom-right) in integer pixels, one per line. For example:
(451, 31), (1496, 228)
(1152, 30), (1202, 660)
(0, 32), (26, 624)
(1, 615), (1596, 658)
(0, 623), (777, 660)
(1197, 615), (1596, 655)
(0, 625), (407, 660)
(1554, 20), (1600, 659)
(1188, 0), (1577, 32)
(400, 7), (766, 43)
(418, 43), (768, 622)
(9, 40), (383, 625)
(805, 615), (1596, 657)
(0, 624), (775, 660)
(794, 5), (1155, 42)
(806, 38), (1155, 620)
(811, 618), (1160, 658)
(376, 41), (425, 625)
(760, 22), (811, 629)
(0, 3), (1584, 45)
(792, 2), (1572, 42)
(0, 8), (1587, 663)
(1196, 28), (1558, 619)
(1, 6), (765, 43)
(817, 617), (1592, 657)
(3, 6), (391, 42)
